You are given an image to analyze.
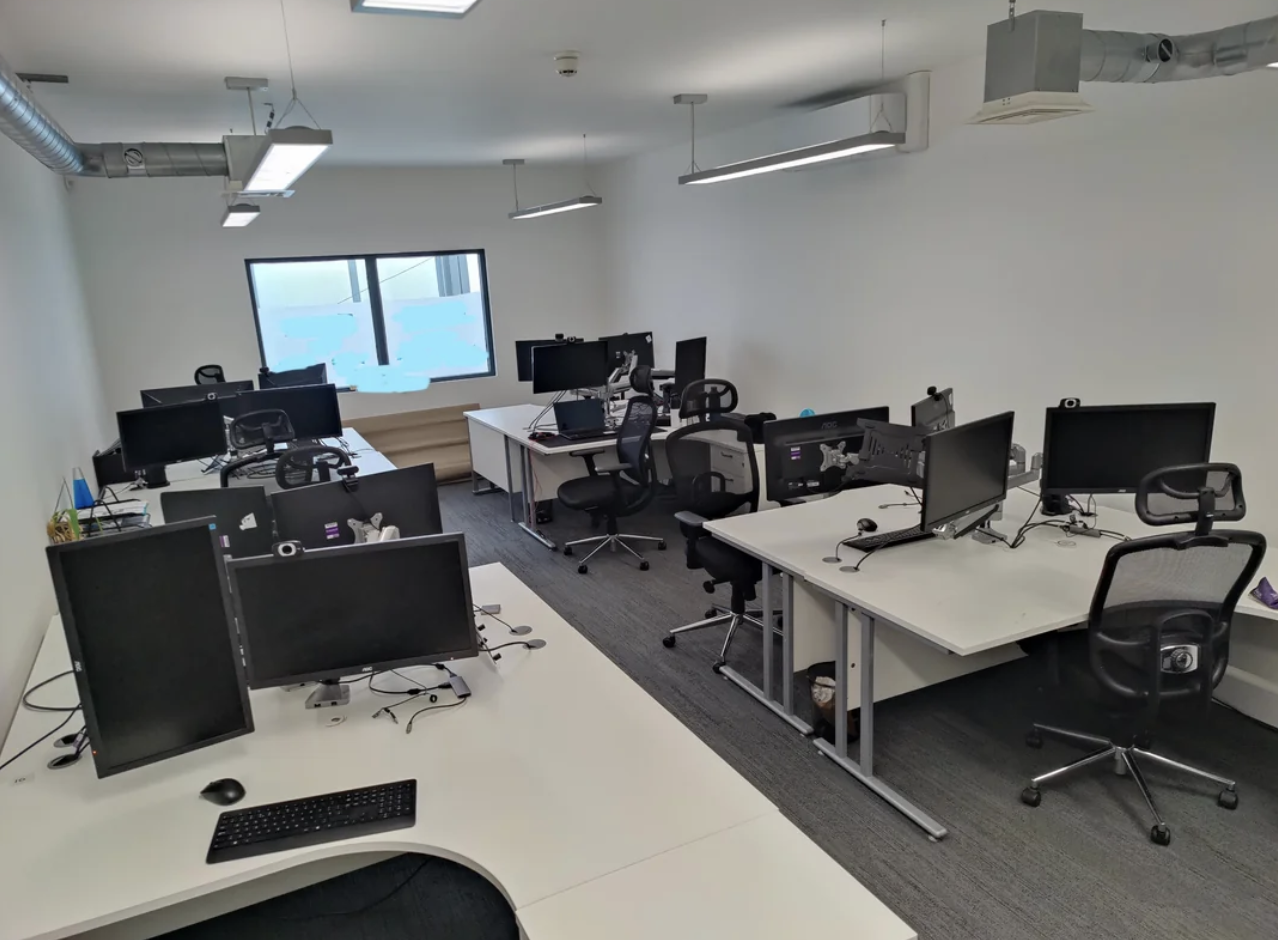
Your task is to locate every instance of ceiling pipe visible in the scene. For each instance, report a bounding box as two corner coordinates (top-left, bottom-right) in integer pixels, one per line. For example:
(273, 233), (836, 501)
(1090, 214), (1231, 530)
(1080, 15), (1278, 83)
(0, 50), (229, 178)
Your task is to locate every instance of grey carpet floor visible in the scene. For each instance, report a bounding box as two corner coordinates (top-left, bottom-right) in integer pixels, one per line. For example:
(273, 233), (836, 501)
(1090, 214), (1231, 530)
(168, 482), (1278, 940)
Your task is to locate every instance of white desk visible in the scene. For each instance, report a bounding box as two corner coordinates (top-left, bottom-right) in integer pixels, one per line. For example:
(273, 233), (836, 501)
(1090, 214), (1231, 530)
(706, 486), (1275, 840)
(467, 404), (761, 550)
(1, 564), (913, 940)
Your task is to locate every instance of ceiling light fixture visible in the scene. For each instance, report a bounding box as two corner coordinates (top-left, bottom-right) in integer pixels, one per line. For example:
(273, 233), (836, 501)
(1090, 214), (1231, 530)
(222, 204), (261, 228)
(505, 137), (604, 220)
(678, 132), (905, 185)
(350, 0), (483, 17)
(1269, 62), (1278, 68)
(242, 126), (333, 194)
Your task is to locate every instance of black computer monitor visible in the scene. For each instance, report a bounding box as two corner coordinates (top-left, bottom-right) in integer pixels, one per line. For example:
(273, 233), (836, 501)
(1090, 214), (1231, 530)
(921, 412), (1015, 532)
(227, 534), (479, 693)
(1041, 403), (1216, 497)
(259, 363), (328, 389)
(161, 487), (276, 557)
(762, 407), (891, 503)
(532, 341), (610, 394)
(601, 332), (656, 369)
(554, 398), (607, 435)
(674, 337), (707, 394)
(911, 388), (955, 433)
(233, 385), (342, 438)
(516, 339), (562, 383)
(271, 464), (443, 549)
(45, 520), (254, 778)
(141, 381), (253, 408)
(118, 400), (227, 471)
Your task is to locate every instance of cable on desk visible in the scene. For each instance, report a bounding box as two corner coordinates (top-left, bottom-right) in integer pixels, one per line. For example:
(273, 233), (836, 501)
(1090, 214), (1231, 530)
(405, 696), (467, 734)
(0, 711), (81, 775)
(480, 640), (543, 656)
(473, 607), (525, 636)
(21, 671), (78, 713)
(843, 548), (879, 573)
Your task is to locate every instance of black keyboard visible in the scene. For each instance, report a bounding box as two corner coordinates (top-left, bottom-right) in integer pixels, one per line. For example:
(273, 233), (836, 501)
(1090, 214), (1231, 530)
(206, 780), (416, 864)
(843, 526), (934, 552)
(559, 428), (616, 442)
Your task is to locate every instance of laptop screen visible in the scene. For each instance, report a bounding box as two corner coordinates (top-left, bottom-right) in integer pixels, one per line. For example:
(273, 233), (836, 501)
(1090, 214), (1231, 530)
(554, 399), (606, 434)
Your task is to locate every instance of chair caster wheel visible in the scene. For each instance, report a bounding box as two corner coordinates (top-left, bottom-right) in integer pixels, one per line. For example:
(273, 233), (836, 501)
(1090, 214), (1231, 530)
(703, 581), (716, 594)
(657, 540), (667, 550)
(1025, 730), (1044, 749)
(1150, 824), (1172, 846)
(712, 661), (724, 674)
(564, 546), (574, 557)
(577, 564), (588, 575)
(662, 636), (676, 649)
(705, 608), (718, 619)
(1218, 788), (1239, 810)
(1020, 787), (1041, 807)
(640, 561), (650, 571)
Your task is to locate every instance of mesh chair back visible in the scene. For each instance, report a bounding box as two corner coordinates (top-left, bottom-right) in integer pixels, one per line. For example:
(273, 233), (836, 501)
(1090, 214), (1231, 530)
(230, 409), (296, 450)
(1089, 530), (1266, 707)
(665, 419), (759, 520)
(630, 365), (655, 396)
(679, 379), (738, 420)
(1138, 463), (1245, 530)
(615, 396), (657, 492)
(194, 364), (226, 385)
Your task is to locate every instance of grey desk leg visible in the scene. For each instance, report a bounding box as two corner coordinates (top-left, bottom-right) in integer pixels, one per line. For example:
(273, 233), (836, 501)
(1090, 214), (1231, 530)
(781, 573), (795, 714)
(517, 444), (556, 550)
(505, 439), (518, 523)
(761, 563), (774, 703)
(813, 601), (949, 841)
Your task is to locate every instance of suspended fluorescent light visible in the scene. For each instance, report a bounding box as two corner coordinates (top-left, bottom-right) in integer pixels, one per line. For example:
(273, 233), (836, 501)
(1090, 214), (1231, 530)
(509, 196), (603, 220)
(242, 127), (333, 195)
(350, 0), (483, 16)
(1269, 62), (1278, 68)
(678, 131), (905, 186)
(222, 204), (261, 228)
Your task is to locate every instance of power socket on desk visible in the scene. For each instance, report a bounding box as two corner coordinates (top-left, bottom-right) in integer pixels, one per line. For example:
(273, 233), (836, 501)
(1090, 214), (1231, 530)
(1060, 523), (1102, 538)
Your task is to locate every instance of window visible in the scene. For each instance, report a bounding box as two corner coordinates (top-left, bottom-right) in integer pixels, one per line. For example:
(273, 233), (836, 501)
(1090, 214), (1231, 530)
(246, 250), (495, 393)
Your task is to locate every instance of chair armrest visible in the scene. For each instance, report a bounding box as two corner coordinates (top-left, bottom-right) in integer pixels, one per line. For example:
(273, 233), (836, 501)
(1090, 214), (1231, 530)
(675, 510), (709, 529)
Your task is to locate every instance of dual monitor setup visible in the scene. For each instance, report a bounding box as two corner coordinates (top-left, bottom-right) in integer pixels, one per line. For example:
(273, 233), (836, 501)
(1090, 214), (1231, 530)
(45, 463), (469, 780)
(763, 393), (1216, 554)
(515, 332), (708, 398)
(115, 379), (343, 484)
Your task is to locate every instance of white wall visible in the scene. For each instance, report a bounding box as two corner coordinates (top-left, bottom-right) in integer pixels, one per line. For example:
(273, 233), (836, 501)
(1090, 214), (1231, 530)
(69, 165), (610, 419)
(598, 57), (1278, 710)
(0, 138), (112, 738)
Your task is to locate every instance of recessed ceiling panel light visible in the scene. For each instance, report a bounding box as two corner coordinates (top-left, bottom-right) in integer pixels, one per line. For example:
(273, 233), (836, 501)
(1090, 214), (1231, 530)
(350, 0), (483, 17)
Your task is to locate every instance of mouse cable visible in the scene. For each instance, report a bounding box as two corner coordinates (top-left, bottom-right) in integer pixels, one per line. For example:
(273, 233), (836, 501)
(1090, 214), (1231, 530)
(0, 711), (81, 775)
(21, 671), (78, 713)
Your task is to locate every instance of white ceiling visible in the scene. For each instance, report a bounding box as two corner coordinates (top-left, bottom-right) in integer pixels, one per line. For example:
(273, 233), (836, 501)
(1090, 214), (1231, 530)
(1, 0), (1274, 167)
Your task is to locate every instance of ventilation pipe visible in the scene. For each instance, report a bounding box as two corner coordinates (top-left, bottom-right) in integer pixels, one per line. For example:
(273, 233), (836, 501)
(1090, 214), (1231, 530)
(974, 11), (1278, 125)
(0, 51), (229, 177)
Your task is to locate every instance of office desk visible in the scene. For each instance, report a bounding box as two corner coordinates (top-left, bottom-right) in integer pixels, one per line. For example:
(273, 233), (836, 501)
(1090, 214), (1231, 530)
(467, 404), (762, 550)
(0, 563), (914, 940)
(705, 486), (1275, 840)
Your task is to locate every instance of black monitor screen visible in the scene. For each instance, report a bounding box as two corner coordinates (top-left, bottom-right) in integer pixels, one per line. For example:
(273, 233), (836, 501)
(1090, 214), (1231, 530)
(234, 385), (342, 438)
(532, 341), (610, 394)
(516, 339), (561, 383)
(922, 412), (1015, 531)
(1042, 403), (1215, 495)
(762, 407), (890, 503)
(674, 338), (707, 394)
(118, 400), (227, 470)
(601, 332), (655, 369)
(46, 521), (253, 778)
(161, 487), (276, 558)
(228, 534), (479, 687)
(141, 381), (253, 408)
(271, 464), (443, 550)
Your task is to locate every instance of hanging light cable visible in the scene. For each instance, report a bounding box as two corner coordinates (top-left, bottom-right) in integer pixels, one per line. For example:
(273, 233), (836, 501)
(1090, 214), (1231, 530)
(507, 137), (603, 220)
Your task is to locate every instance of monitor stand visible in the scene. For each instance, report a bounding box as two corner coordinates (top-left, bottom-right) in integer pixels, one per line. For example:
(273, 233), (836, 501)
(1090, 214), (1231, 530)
(1041, 494), (1072, 516)
(305, 679), (351, 709)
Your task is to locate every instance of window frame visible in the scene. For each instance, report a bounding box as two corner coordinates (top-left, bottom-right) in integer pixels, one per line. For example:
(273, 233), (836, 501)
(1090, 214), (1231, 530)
(243, 248), (497, 387)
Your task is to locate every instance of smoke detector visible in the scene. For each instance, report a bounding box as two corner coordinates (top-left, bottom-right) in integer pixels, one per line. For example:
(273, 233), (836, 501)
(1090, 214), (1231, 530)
(970, 90), (1093, 125)
(555, 52), (580, 77)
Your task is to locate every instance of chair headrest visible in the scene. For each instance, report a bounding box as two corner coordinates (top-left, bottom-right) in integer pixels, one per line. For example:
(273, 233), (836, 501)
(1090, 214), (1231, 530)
(679, 379), (738, 419)
(1137, 463), (1245, 533)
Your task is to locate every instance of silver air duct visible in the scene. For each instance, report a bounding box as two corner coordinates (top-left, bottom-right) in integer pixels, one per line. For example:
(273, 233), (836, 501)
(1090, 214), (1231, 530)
(0, 51), (228, 177)
(974, 11), (1278, 125)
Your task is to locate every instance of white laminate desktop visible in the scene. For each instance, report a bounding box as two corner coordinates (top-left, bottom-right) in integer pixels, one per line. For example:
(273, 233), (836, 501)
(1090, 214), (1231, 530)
(0, 563), (913, 940)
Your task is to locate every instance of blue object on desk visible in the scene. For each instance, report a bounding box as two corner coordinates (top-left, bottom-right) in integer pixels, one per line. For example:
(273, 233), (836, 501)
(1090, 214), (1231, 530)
(800, 408), (816, 417)
(72, 468), (95, 510)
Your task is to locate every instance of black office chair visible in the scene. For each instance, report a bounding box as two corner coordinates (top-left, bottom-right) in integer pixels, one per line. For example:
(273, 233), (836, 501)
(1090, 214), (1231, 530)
(557, 395), (665, 574)
(220, 409), (296, 487)
(1021, 464), (1266, 846)
(275, 445), (355, 489)
(194, 364), (226, 385)
(661, 380), (765, 668)
(260, 363), (328, 389)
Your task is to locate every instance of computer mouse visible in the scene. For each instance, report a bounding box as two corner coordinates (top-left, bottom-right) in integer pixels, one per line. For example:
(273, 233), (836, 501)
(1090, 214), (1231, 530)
(857, 518), (878, 533)
(200, 778), (246, 807)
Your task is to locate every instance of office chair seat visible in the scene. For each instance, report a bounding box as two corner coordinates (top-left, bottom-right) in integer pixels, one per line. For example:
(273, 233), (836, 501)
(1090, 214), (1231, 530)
(696, 538), (762, 589)
(558, 474), (647, 513)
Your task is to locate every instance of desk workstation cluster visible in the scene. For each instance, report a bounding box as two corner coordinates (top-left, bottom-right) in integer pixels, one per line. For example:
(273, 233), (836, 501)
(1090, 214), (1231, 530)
(2, 361), (915, 940)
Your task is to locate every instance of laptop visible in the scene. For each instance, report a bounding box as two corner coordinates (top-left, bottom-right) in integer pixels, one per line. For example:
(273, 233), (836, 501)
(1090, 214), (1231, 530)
(554, 399), (613, 442)
(160, 487), (277, 558)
